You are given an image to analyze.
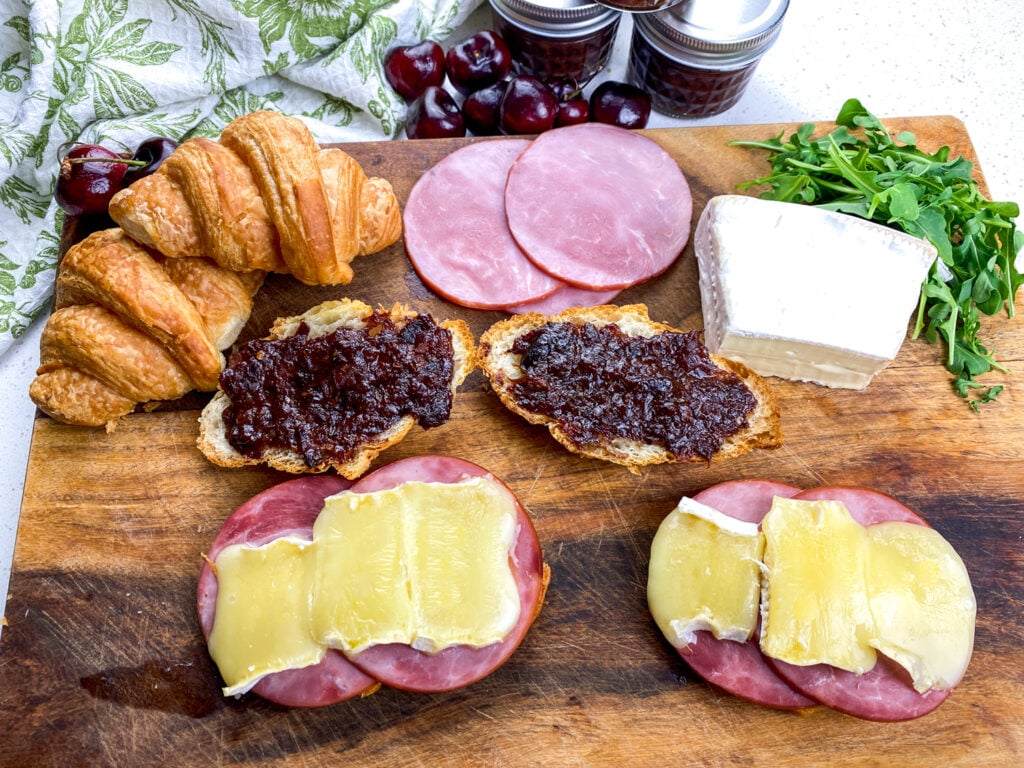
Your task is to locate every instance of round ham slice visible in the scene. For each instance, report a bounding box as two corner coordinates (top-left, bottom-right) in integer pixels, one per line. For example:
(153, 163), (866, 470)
(678, 479), (815, 710)
(504, 123), (693, 291)
(403, 139), (564, 309)
(343, 455), (547, 692)
(196, 475), (379, 707)
(766, 485), (952, 722)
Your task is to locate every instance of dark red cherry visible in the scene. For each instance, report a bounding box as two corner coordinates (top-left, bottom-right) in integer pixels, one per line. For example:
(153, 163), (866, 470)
(546, 77), (582, 103)
(499, 76), (557, 135)
(589, 80), (652, 129)
(55, 144), (129, 216)
(405, 86), (466, 139)
(384, 40), (446, 102)
(123, 136), (179, 186)
(462, 81), (507, 136)
(445, 31), (512, 95)
(556, 96), (589, 127)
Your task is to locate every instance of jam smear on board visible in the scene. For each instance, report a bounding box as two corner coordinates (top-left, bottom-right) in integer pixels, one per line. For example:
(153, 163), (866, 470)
(219, 313), (455, 467)
(509, 321), (756, 461)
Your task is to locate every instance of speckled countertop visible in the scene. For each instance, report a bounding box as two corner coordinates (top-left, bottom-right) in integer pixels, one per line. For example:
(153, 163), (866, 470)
(1, 1), (1021, 636)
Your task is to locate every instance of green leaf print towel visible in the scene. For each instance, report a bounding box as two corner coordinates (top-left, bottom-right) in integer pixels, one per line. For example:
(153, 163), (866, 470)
(0, 0), (480, 356)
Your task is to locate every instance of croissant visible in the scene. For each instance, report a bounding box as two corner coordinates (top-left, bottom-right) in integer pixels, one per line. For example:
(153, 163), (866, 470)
(109, 110), (403, 285)
(30, 228), (261, 429)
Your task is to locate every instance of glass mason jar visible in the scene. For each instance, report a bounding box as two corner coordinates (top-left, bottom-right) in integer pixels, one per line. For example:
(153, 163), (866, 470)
(489, 0), (623, 87)
(627, 0), (789, 117)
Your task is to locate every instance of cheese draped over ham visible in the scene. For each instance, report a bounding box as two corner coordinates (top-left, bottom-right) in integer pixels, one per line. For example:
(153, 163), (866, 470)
(208, 476), (522, 696)
(648, 497), (764, 647)
(648, 495), (976, 693)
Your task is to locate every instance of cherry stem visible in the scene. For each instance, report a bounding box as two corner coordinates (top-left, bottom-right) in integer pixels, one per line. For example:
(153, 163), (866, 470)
(66, 156), (146, 167)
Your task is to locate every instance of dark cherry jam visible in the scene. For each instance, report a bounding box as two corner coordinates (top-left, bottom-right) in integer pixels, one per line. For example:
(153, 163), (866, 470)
(489, 0), (621, 86)
(628, 34), (761, 117)
(218, 312), (455, 468)
(627, 0), (788, 118)
(508, 321), (757, 461)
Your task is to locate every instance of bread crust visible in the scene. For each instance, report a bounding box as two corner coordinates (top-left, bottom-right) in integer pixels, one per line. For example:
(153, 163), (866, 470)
(478, 303), (783, 473)
(197, 299), (478, 479)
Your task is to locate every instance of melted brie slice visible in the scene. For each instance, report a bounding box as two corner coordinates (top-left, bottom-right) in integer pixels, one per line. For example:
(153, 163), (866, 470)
(866, 521), (977, 692)
(760, 498), (877, 673)
(208, 536), (324, 696)
(207, 476), (521, 695)
(760, 497), (976, 691)
(648, 496), (763, 647)
(313, 477), (521, 654)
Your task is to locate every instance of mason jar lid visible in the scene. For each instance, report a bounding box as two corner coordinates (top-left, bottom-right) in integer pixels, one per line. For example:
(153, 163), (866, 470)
(489, 0), (621, 38)
(636, 0), (789, 69)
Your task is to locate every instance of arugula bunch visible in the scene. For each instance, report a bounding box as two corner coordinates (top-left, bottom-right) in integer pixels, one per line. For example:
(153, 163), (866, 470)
(731, 98), (1023, 409)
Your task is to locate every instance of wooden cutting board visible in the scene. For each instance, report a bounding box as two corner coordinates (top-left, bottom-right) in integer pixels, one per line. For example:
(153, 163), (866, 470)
(3, 118), (1022, 767)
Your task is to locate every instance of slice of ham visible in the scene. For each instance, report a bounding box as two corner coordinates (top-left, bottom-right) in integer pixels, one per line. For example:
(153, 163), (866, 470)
(342, 455), (547, 692)
(765, 485), (952, 722)
(677, 479), (816, 710)
(505, 123), (693, 291)
(196, 475), (379, 707)
(506, 285), (621, 315)
(403, 139), (564, 310)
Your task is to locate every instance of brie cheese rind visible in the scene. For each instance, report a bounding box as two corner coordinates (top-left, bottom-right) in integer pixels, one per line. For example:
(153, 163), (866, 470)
(695, 195), (937, 389)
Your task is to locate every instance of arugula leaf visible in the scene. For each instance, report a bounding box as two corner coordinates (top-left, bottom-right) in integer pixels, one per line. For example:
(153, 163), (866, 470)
(730, 98), (1022, 409)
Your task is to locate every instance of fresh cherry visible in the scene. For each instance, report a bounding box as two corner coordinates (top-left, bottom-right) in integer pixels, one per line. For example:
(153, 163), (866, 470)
(122, 136), (179, 187)
(546, 77), (582, 103)
(384, 40), (446, 102)
(462, 81), (507, 136)
(556, 96), (589, 127)
(405, 85), (466, 139)
(55, 144), (129, 216)
(445, 31), (512, 95)
(589, 80), (652, 129)
(500, 75), (557, 135)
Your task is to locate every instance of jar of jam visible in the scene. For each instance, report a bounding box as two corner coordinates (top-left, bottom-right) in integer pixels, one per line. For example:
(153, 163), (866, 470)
(489, 0), (622, 87)
(626, 0), (789, 117)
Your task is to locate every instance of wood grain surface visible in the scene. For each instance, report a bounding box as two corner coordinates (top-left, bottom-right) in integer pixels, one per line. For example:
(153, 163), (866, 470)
(2, 118), (1022, 767)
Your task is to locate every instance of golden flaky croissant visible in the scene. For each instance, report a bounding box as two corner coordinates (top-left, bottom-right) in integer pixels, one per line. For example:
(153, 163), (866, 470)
(30, 228), (262, 429)
(109, 110), (403, 285)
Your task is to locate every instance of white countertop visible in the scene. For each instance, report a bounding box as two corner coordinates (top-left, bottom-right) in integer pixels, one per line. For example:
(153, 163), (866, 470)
(1, 1), (1022, 637)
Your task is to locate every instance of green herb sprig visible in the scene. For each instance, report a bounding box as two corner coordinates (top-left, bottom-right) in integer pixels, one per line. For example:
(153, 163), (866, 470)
(730, 98), (1023, 410)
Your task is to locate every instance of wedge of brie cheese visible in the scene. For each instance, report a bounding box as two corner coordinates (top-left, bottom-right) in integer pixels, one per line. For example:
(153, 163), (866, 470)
(695, 195), (937, 389)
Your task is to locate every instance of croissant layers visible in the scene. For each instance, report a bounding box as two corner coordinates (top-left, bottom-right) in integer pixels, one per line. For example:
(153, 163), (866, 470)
(31, 110), (403, 428)
(109, 110), (403, 284)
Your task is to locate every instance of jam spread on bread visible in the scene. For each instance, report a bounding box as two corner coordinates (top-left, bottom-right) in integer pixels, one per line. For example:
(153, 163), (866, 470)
(509, 322), (757, 461)
(218, 312), (455, 467)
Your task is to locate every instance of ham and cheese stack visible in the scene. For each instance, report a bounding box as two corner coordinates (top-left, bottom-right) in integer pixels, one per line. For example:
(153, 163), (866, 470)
(647, 480), (976, 721)
(197, 456), (549, 705)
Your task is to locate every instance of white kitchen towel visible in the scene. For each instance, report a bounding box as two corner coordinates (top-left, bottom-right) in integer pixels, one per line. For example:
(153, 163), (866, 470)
(0, 0), (479, 357)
